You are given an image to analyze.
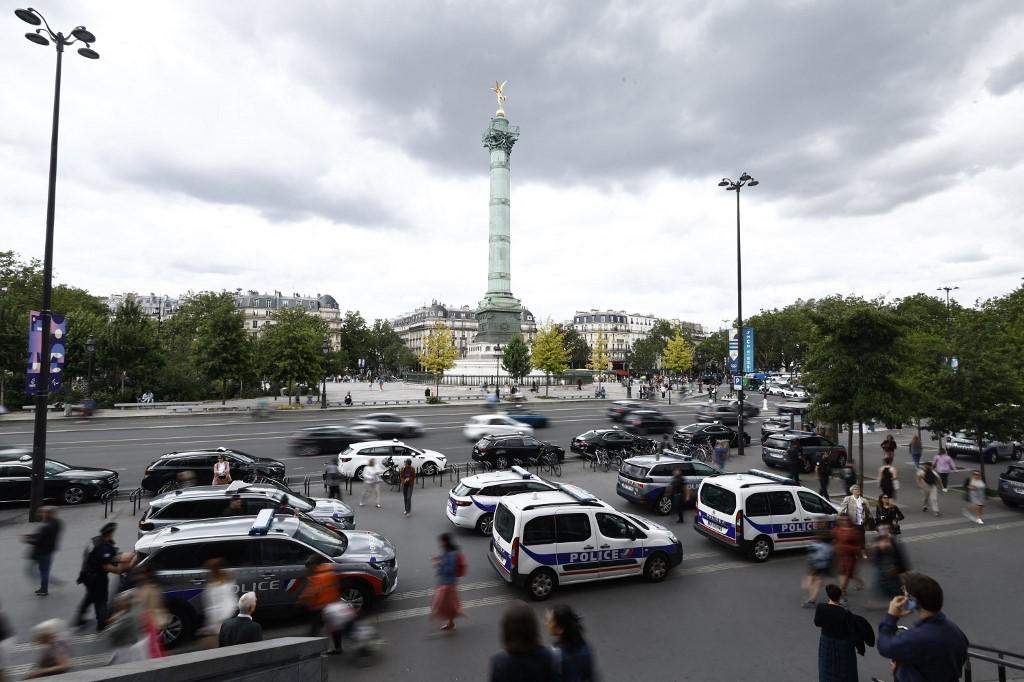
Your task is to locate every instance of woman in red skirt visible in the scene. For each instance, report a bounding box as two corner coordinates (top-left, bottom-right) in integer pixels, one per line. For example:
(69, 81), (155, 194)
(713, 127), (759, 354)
(431, 533), (464, 631)
(833, 514), (862, 605)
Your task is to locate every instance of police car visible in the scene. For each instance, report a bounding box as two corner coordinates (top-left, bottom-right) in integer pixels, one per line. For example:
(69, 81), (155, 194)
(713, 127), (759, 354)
(447, 466), (561, 535)
(488, 484), (683, 600)
(135, 509), (398, 647)
(694, 470), (838, 562)
(616, 453), (723, 515)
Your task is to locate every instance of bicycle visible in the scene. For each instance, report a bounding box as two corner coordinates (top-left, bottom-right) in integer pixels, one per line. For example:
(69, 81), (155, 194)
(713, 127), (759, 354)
(539, 451), (562, 478)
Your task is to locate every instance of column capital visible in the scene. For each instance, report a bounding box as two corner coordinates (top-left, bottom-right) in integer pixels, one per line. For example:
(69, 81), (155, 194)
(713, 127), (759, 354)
(482, 117), (519, 156)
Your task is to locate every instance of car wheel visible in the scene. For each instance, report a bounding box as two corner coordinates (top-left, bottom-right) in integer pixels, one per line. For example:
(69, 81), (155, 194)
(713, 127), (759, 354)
(643, 552), (670, 582)
(476, 513), (494, 536)
(495, 456), (510, 470)
(354, 465), (366, 482)
(403, 427), (415, 437)
(655, 495), (674, 516)
(340, 581), (372, 614)
(421, 462), (439, 476)
(986, 450), (998, 465)
(802, 458), (815, 474)
(298, 445), (319, 457)
(62, 485), (87, 505)
(525, 568), (557, 601)
(162, 602), (194, 649)
(748, 535), (773, 563)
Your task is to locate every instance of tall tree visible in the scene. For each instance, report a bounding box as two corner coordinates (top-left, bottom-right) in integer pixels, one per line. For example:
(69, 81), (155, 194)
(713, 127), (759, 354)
(531, 323), (568, 395)
(555, 324), (590, 369)
(368, 319), (408, 375)
(419, 322), (457, 398)
(104, 297), (162, 401)
(587, 330), (611, 375)
(258, 308), (327, 402)
(185, 292), (251, 404)
(662, 333), (694, 376)
(338, 311), (371, 372)
(501, 334), (532, 383)
(628, 336), (661, 372)
(693, 330), (728, 378)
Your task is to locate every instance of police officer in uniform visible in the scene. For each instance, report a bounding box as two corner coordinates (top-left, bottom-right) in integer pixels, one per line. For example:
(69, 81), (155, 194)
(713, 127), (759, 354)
(75, 522), (120, 631)
(787, 439), (804, 485)
(669, 467), (689, 524)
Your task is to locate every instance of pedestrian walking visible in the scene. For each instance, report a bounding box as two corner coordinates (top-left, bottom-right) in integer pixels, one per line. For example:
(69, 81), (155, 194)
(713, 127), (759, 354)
(877, 572), (968, 681)
(814, 584), (859, 682)
(300, 555), (343, 653)
(802, 531), (833, 607)
(324, 461), (343, 501)
(881, 434), (897, 465)
(26, 619), (71, 678)
(668, 467), (689, 524)
(400, 459), (416, 517)
(963, 470), (987, 525)
(878, 462), (899, 501)
(358, 458), (383, 508)
(489, 602), (559, 682)
(0, 601), (14, 680)
(198, 558), (236, 648)
(832, 515), (863, 602)
(871, 526), (910, 602)
(74, 522), (121, 631)
(104, 592), (147, 664)
(546, 605), (598, 682)
(344, 392), (353, 406)
(875, 495), (904, 535)
(218, 592), (262, 647)
(915, 462), (941, 516)
(24, 506), (62, 596)
(431, 533), (464, 631)
(787, 438), (804, 484)
(838, 485), (875, 546)
(815, 451), (834, 498)
(932, 450), (955, 492)
(212, 454), (232, 486)
(713, 440), (729, 470)
(908, 435), (923, 469)
(133, 565), (168, 658)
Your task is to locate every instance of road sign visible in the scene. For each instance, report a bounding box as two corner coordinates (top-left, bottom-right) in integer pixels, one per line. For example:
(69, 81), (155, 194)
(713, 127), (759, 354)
(732, 375), (742, 390)
(742, 327), (755, 374)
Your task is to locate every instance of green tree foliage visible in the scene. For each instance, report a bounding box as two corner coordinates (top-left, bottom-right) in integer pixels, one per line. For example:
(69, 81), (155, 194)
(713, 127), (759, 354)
(178, 292), (252, 404)
(103, 297), (163, 401)
(418, 322), (458, 397)
(368, 319), (410, 375)
(257, 308), (327, 401)
(501, 334), (532, 382)
(662, 333), (694, 375)
(338, 311), (371, 372)
(555, 324), (590, 369)
(587, 330), (611, 373)
(628, 336), (662, 372)
(746, 302), (817, 372)
(531, 323), (568, 394)
(693, 330), (728, 377)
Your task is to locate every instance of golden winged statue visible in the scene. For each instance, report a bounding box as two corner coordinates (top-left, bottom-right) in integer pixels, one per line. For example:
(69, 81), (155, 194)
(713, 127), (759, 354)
(491, 80), (507, 117)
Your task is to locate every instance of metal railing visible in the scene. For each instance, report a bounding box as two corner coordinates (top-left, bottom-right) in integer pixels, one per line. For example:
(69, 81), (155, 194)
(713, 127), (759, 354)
(101, 489), (117, 518)
(963, 644), (1024, 682)
(129, 487), (146, 515)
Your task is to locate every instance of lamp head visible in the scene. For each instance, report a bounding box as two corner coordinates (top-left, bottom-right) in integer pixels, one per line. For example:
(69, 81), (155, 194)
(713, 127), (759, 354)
(747, 179), (759, 187)
(739, 172), (752, 182)
(14, 8), (41, 25)
(25, 31), (49, 46)
(71, 27), (95, 43)
(718, 179), (731, 187)
(78, 47), (99, 59)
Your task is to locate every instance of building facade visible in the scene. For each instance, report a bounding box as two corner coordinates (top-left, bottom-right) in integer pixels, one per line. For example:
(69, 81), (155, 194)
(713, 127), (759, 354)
(570, 311), (708, 370)
(101, 293), (179, 321)
(233, 291), (342, 349)
(391, 301), (537, 359)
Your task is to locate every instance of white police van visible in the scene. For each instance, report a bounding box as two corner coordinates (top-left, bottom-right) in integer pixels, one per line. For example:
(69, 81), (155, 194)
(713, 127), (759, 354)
(694, 469), (838, 562)
(446, 466), (559, 535)
(488, 483), (683, 600)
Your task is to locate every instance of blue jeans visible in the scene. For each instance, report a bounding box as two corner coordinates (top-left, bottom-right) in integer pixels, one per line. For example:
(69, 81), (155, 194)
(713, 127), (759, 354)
(37, 553), (53, 591)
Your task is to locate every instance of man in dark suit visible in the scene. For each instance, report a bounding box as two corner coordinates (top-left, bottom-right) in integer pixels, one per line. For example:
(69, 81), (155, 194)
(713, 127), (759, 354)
(218, 592), (262, 647)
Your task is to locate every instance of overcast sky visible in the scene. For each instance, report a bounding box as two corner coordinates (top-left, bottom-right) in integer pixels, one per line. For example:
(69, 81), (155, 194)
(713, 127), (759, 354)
(2, 1), (1023, 329)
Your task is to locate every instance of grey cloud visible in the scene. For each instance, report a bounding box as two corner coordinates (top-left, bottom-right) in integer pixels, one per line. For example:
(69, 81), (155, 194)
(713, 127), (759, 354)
(230, 0), (1020, 218)
(943, 249), (988, 264)
(986, 53), (1024, 95)
(168, 259), (248, 276)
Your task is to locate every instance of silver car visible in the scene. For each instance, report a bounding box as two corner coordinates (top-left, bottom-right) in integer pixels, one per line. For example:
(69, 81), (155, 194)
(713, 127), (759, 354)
(135, 511), (397, 647)
(350, 412), (424, 438)
(137, 481), (354, 536)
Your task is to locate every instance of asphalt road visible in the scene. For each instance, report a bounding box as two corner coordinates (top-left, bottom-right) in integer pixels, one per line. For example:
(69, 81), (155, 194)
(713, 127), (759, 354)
(2, 398), (1018, 680)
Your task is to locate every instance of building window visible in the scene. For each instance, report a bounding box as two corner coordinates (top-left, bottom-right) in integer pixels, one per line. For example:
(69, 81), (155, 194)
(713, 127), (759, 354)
(252, 320), (258, 329)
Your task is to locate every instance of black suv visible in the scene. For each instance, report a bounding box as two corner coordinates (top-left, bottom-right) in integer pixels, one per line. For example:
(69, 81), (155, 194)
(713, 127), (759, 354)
(673, 423), (750, 448)
(570, 429), (645, 458)
(623, 410), (676, 436)
(998, 462), (1024, 509)
(288, 425), (374, 456)
(471, 434), (565, 470)
(141, 448), (286, 493)
(0, 454), (118, 505)
(761, 432), (848, 473)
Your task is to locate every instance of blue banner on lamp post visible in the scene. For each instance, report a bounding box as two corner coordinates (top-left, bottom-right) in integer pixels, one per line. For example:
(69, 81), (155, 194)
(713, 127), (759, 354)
(742, 327), (755, 374)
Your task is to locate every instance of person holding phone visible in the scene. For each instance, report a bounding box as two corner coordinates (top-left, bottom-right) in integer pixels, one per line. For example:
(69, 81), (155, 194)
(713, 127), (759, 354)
(877, 573), (968, 681)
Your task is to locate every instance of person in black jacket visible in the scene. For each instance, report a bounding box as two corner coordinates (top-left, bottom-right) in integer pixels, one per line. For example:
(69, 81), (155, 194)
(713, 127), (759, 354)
(814, 584), (858, 682)
(74, 522), (121, 631)
(218, 592), (262, 647)
(24, 506), (62, 596)
(489, 602), (560, 682)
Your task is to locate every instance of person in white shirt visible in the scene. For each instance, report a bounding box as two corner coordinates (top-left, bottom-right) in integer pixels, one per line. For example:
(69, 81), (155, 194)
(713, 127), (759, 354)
(359, 458), (383, 508)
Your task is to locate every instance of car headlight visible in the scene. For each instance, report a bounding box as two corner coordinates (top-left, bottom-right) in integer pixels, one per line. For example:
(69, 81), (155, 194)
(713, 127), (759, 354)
(89, 479), (102, 485)
(667, 533), (678, 543)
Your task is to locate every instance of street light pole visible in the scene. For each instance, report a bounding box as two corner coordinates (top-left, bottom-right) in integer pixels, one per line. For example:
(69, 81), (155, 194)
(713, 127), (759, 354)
(321, 340), (330, 409)
(85, 335), (96, 398)
(937, 285), (958, 343)
(719, 173), (759, 460)
(15, 8), (99, 519)
(494, 344), (503, 389)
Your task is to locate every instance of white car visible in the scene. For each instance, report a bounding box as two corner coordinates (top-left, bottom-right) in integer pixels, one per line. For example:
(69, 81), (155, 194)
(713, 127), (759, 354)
(338, 440), (447, 480)
(784, 388), (808, 400)
(767, 384), (787, 396)
(462, 415), (534, 441)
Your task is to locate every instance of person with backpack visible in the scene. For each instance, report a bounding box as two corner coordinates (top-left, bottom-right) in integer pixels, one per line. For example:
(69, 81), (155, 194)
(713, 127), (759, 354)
(916, 462), (941, 517)
(814, 584), (861, 682)
(431, 533), (464, 631)
(74, 522), (121, 631)
(878, 462), (899, 501)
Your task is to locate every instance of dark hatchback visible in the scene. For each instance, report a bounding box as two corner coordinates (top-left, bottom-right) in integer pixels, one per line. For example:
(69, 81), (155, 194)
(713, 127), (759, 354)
(471, 434), (565, 470)
(606, 400), (647, 422)
(998, 463), (1024, 509)
(673, 423), (750, 448)
(0, 454), (118, 505)
(623, 410), (676, 436)
(141, 448), (286, 493)
(570, 429), (644, 458)
(288, 425), (374, 456)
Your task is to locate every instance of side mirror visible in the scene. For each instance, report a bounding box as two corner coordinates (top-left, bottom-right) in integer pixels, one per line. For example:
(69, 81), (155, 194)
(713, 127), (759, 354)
(626, 526), (638, 541)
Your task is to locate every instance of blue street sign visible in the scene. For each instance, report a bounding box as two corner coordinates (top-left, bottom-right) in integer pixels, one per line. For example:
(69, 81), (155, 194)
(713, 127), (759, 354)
(742, 327), (755, 374)
(732, 375), (742, 390)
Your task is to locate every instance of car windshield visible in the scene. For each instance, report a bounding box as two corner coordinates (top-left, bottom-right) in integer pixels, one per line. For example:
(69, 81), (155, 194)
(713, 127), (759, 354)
(578, 431), (597, 440)
(620, 463), (649, 480)
(624, 513), (650, 530)
(340, 447), (356, 457)
(682, 424), (702, 433)
(227, 452), (255, 464)
(294, 520), (348, 558)
(44, 460), (71, 475)
(453, 483), (480, 496)
(765, 437), (789, 449)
